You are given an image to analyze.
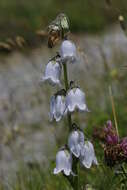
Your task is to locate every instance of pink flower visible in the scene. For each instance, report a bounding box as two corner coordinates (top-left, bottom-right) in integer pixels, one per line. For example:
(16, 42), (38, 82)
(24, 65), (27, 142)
(104, 120), (119, 145)
(106, 134), (119, 145)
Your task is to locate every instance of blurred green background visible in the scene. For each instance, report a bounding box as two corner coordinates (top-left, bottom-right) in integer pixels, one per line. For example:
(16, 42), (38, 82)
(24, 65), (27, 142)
(0, 0), (127, 40)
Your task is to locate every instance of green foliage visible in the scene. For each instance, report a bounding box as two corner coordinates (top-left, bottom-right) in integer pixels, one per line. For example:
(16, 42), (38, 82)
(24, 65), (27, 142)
(0, 0), (127, 40)
(11, 164), (72, 190)
(8, 162), (127, 190)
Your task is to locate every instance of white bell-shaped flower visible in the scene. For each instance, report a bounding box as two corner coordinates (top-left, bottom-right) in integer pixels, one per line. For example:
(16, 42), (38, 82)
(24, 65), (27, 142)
(66, 87), (88, 112)
(50, 93), (66, 122)
(80, 141), (98, 169)
(42, 60), (61, 85)
(53, 149), (72, 176)
(68, 128), (85, 158)
(60, 40), (77, 63)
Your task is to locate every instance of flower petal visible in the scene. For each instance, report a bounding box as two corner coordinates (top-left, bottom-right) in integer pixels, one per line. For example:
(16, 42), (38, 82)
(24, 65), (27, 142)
(53, 168), (61, 175)
(42, 61), (61, 85)
(63, 152), (72, 176)
(49, 96), (56, 121)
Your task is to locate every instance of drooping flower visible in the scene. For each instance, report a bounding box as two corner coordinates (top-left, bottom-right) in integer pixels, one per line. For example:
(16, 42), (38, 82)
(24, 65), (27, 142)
(80, 141), (98, 169)
(60, 40), (77, 63)
(53, 148), (72, 176)
(68, 126), (85, 157)
(50, 90), (67, 122)
(42, 59), (61, 85)
(66, 87), (88, 113)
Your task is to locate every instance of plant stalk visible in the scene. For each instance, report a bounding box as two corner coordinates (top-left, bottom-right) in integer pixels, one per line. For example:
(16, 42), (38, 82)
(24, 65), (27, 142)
(109, 85), (119, 138)
(63, 63), (78, 190)
(72, 157), (79, 190)
(63, 63), (72, 131)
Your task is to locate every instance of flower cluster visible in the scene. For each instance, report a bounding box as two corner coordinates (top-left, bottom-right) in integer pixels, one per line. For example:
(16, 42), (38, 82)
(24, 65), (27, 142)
(102, 120), (127, 167)
(53, 124), (98, 176)
(42, 14), (98, 188)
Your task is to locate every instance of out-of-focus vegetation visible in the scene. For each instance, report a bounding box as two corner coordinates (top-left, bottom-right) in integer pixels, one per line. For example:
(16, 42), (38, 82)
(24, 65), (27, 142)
(2, 164), (121, 190)
(0, 0), (127, 41)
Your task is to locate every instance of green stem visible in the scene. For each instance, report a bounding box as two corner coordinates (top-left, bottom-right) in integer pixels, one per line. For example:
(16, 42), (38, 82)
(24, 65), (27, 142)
(63, 63), (72, 131)
(72, 157), (79, 190)
(63, 63), (78, 190)
(109, 85), (119, 138)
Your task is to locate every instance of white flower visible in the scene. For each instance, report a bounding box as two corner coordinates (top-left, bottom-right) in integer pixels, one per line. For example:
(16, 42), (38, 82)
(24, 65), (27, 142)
(42, 60), (61, 85)
(68, 129), (85, 158)
(66, 87), (88, 112)
(80, 141), (98, 169)
(53, 149), (72, 176)
(50, 94), (66, 122)
(60, 40), (77, 63)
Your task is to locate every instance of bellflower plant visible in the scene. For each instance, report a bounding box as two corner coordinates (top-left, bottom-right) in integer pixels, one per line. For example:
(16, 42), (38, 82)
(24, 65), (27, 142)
(42, 13), (98, 190)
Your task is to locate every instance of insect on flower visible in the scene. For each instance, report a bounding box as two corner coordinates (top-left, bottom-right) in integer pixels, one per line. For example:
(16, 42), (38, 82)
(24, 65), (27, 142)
(48, 13), (70, 48)
(43, 13), (98, 189)
(53, 147), (72, 176)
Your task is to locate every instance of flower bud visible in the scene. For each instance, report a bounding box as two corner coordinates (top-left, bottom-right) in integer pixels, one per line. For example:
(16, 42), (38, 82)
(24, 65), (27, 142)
(104, 120), (119, 145)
